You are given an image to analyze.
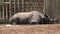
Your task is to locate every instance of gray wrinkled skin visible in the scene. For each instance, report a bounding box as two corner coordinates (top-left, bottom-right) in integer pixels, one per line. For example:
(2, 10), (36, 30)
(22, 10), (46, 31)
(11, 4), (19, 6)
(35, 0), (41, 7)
(9, 11), (45, 25)
(29, 11), (45, 24)
(9, 12), (33, 24)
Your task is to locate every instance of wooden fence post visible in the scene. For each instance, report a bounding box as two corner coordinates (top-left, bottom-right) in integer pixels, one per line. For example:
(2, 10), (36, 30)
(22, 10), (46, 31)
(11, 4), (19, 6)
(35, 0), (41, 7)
(22, 0), (24, 12)
(6, 0), (8, 19)
(43, 0), (46, 14)
(9, 0), (12, 18)
(2, 2), (4, 19)
(14, 0), (17, 14)
(18, 0), (20, 12)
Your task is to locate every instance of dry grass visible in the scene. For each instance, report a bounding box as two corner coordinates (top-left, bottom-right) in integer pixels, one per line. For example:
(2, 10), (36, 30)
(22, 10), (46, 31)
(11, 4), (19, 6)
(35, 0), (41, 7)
(0, 24), (60, 34)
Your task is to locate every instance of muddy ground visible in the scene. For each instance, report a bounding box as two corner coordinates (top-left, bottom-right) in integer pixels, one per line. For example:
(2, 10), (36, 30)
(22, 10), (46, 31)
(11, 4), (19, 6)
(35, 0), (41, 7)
(0, 24), (60, 34)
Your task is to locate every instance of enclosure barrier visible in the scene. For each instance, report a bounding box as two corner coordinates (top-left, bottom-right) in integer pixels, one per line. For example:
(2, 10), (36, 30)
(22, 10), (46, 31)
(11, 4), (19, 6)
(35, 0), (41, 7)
(1, 0), (12, 19)
(0, 0), (44, 23)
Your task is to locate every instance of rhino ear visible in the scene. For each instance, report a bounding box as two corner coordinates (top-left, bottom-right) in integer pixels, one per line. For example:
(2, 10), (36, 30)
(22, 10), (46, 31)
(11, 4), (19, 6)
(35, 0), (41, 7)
(44, 14), (48, 18)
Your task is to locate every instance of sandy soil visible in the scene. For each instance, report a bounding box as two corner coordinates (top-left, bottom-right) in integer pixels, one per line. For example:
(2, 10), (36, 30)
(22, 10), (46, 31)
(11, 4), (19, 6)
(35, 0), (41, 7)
(0, 24), (60, 34)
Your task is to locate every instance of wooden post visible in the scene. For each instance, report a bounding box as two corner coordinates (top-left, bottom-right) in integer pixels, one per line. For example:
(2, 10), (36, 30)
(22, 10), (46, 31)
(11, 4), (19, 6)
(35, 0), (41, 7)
(0, 5), (1, 19)
(14, 0), (17, 14)
(37, 0), (39, 11)
(33, 0), (35, 10)
(18, 0), (20, 12)
(43, 0), (46, 14)
(9, 0), (12, 18)
(2, 3), (4, 19)
(22, 0), (24, 12)
(6, 0), (8, 19)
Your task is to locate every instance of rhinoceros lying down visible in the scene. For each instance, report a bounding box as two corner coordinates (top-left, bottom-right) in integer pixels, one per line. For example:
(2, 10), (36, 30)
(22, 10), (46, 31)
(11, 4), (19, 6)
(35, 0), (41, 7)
(9, 11), (56, 25)
(9, 11), (45, 25)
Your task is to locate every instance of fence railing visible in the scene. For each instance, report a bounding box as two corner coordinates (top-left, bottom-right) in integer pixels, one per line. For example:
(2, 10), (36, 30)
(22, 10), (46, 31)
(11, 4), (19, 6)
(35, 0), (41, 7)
(0, 0), (44, 20)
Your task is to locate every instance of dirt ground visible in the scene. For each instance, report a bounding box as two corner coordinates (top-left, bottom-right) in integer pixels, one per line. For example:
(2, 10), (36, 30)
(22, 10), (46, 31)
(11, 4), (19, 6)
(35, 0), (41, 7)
(0, 24), (60, 34)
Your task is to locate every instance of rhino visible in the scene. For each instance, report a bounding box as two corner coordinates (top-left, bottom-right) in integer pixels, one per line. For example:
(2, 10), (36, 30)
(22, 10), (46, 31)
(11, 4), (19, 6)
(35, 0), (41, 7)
(9, 11), (56, 25)
(9, 11), (45, 25)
